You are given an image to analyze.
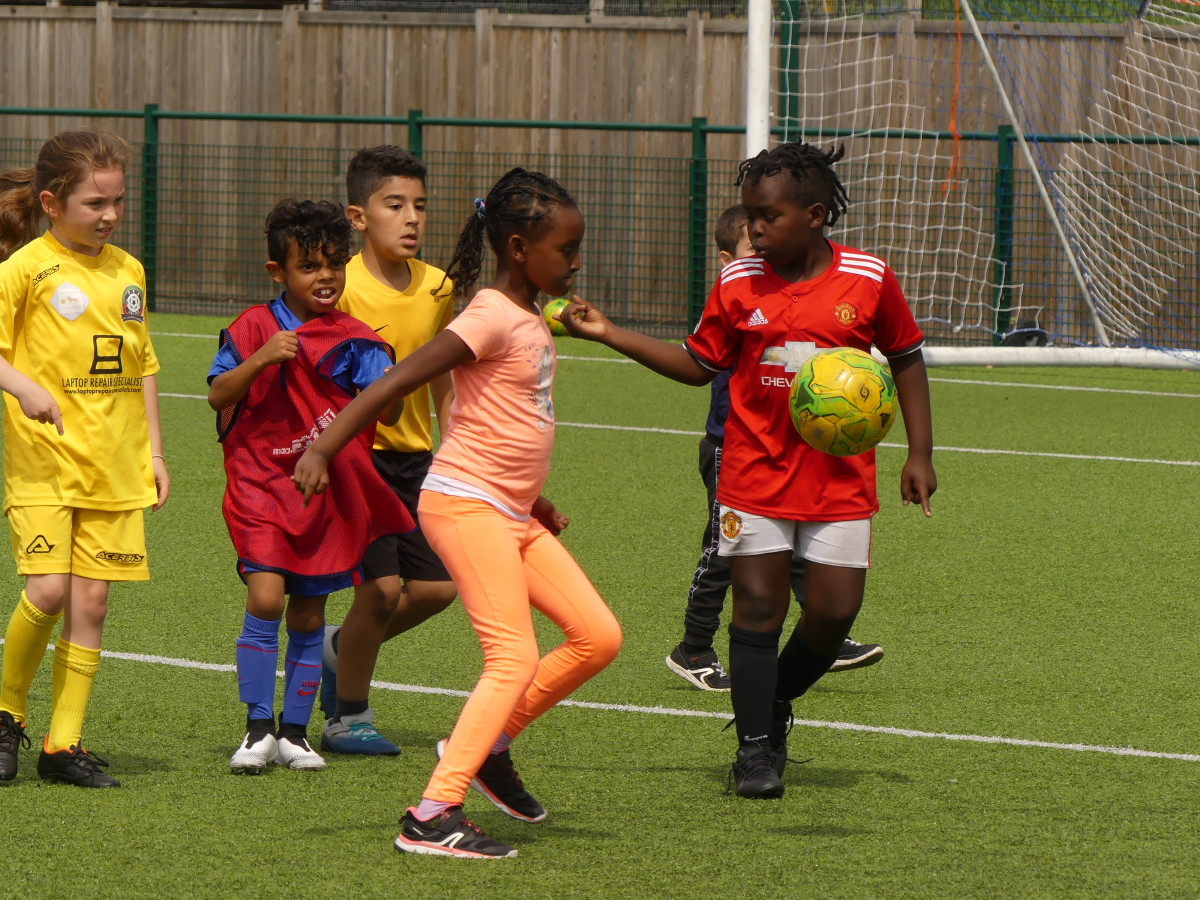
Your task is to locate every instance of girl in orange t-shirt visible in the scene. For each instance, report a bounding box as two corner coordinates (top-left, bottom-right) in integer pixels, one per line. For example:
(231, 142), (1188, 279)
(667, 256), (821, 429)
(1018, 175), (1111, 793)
(292, 167), (621, 860)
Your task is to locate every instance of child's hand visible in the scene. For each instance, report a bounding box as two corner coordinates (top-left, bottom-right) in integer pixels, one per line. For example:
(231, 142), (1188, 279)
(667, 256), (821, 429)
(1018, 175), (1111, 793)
(559, 296), (611, 342)
(14, 382), (63, 435)
(292, 447), (330, 507)
(256, 330), (300, 366)
(151, 456), (170, 511)
(531, 494), (569, 535)
(900, 456), (936, 516)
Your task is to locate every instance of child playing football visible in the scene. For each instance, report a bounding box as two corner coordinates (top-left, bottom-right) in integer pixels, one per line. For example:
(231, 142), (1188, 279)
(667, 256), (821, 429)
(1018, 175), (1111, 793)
(320, 145), (458, 756)
(207, 198), (414, 774)
(560, 141), (935, 799)
(293, 168), (622, 858)
(668, 204), (883, 693)
(0, 130), (169, 788)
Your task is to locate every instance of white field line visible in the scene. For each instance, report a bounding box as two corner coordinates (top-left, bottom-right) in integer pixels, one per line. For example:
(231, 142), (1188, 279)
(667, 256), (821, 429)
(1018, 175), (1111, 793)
(8, 643), (1194, 764)
(157, 390), (1200, 466)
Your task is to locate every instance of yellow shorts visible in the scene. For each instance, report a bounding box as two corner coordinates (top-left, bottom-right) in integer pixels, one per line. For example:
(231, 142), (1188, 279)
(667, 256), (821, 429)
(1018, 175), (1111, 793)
(7, 506), (149, 581)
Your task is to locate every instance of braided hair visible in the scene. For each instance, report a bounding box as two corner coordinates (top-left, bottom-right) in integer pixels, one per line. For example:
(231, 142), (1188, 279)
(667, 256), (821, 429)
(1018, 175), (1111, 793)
(440, 167), (577, 297)
(736, 142), (849, 227)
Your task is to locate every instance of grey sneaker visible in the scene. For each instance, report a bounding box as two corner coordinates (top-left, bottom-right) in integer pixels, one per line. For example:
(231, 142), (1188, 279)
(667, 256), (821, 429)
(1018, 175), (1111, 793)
(322, 710), (400, 756)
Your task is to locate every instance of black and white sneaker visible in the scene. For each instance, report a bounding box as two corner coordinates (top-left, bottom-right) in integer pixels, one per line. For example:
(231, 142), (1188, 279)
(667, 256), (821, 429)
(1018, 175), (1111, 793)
(437, 739), (547, 823)
(0, 711), (31, 781)
(37, 744), (120, 788)
(394, 806), (518, 859)
(728, 740), (784, 799)
(829, 639), (884, 672)
(665, 643), (732, 692)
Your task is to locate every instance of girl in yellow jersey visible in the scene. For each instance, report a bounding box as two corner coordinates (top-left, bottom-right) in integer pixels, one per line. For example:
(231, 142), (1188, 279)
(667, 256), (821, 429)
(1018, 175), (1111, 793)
(0, 131), (169, 788)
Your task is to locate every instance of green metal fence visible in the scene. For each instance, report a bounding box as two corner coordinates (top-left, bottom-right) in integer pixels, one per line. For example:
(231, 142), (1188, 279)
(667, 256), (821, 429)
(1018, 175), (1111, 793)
(3, 104), (1179, 347)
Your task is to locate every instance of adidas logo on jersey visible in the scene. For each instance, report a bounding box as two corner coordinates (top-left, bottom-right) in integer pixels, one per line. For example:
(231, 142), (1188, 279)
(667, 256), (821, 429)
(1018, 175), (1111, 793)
(746, 308), (768, 327)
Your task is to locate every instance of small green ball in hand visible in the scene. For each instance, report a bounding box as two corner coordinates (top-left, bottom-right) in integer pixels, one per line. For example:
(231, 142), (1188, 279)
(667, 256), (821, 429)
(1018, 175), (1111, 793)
(542, 297), (571, 336)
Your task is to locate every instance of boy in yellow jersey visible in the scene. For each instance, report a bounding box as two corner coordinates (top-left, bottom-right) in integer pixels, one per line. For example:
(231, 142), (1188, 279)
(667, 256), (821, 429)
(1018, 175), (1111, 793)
(0, 131), (169, 788)
(320, 145), (458, 755)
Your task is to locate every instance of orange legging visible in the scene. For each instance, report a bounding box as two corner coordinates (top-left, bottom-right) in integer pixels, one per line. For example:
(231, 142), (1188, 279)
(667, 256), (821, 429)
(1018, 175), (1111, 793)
(418, 490), (622, 805)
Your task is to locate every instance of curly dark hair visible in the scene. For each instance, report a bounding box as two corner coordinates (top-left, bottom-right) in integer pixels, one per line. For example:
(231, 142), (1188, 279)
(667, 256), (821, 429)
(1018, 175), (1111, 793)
(346, 145), (427, 207)
(264, 198), (354, 267)
(439, 167), (576, 297)
(736, 142), (849, 227)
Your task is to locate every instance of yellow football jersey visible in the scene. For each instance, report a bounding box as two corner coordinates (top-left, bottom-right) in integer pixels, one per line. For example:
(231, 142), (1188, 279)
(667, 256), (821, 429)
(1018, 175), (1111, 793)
(0, 231), (160, 513)
(338, 254), (454, 453)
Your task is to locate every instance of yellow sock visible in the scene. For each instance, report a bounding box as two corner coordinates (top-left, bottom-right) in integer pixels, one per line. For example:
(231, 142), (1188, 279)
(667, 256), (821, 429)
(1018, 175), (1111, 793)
(46, 639), (100, 753)
(0, 591), (61, 723)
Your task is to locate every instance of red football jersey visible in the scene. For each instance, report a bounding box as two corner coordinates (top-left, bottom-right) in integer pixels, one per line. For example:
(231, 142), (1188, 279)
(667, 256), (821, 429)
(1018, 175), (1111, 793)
(685, 242), (924, 521)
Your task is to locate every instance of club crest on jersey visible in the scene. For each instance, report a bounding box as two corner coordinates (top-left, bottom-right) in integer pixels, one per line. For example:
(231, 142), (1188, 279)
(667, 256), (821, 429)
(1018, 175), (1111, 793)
(720, 510), (743, 540)
(833, 302), (858, 327)
(49, 282), (89, 322)
(121, 285), (145, 323)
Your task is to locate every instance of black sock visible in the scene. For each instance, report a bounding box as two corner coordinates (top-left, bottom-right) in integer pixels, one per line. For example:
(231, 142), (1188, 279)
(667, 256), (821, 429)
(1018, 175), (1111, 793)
(727, 623), (782, 745)
(775, 627), (838, 705)
(335, 697), (369, 720)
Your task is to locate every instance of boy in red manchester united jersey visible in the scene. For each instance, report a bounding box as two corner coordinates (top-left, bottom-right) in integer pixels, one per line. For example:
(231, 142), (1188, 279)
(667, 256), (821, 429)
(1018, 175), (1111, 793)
(560, 142), (935, 800)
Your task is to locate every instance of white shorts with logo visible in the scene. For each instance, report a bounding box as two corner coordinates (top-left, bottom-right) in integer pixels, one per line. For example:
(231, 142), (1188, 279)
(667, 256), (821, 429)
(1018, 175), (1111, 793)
(717, 505), (872, 569)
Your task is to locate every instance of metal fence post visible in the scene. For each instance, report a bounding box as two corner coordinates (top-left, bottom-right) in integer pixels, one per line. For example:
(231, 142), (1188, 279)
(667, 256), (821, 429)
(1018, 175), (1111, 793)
(688, 117), (709, 331)
(141, 103), (159, 312)
(408, 109), (424, 159)
(992, 124), (1015, 343)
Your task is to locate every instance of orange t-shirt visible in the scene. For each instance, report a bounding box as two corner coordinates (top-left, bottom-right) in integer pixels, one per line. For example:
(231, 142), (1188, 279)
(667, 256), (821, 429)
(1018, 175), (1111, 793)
(426, 289), (555, 517)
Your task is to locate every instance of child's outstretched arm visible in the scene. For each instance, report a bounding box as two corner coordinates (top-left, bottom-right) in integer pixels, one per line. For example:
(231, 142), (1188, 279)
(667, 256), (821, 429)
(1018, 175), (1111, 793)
(560, 297), (713, 386)
(889, 348), (936, 516)
(0, 356), (63, 435)
(208, 330), (299, 411)
(293, 329), (474, 504)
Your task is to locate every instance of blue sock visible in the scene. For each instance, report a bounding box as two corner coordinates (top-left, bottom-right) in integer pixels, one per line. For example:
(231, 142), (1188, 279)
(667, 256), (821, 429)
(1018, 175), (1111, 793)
(236, 612), (279, 722)
(281, 625), (324, 727)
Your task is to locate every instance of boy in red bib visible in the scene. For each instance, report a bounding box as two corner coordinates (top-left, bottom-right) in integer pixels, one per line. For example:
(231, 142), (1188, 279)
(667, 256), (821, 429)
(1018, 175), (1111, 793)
(208, 199), (413, 774)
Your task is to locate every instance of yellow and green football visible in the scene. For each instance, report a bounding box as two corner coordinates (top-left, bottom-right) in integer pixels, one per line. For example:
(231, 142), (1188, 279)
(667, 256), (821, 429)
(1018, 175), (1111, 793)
(788, 347), (897, 456)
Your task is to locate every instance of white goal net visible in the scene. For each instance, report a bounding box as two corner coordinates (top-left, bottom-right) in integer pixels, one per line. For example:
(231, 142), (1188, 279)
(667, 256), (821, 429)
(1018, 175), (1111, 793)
(754, 0), (1200, 365)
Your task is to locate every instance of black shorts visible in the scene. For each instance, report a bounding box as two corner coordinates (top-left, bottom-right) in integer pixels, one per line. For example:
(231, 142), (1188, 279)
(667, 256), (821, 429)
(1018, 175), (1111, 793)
(361, 450), (452, 583)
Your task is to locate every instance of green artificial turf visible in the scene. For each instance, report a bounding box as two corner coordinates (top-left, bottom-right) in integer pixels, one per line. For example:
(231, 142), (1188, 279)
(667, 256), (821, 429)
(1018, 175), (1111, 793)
(2, 313), (1199, 897)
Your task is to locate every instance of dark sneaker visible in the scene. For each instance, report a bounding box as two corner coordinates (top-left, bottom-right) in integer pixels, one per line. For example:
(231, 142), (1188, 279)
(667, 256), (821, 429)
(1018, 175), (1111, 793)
(829, 638), (884, 672)
(665, 643), (731, 692)
(0, 711), (31, 781)
(728, 741), (784, 799)
(769, 701), (793, 778)
(37, 744), (120, 788)
(319, 624), (339, 720)
(394, 806), (517, 859)
(230, 717), (278, 774)
(437, 739), (546, 823)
